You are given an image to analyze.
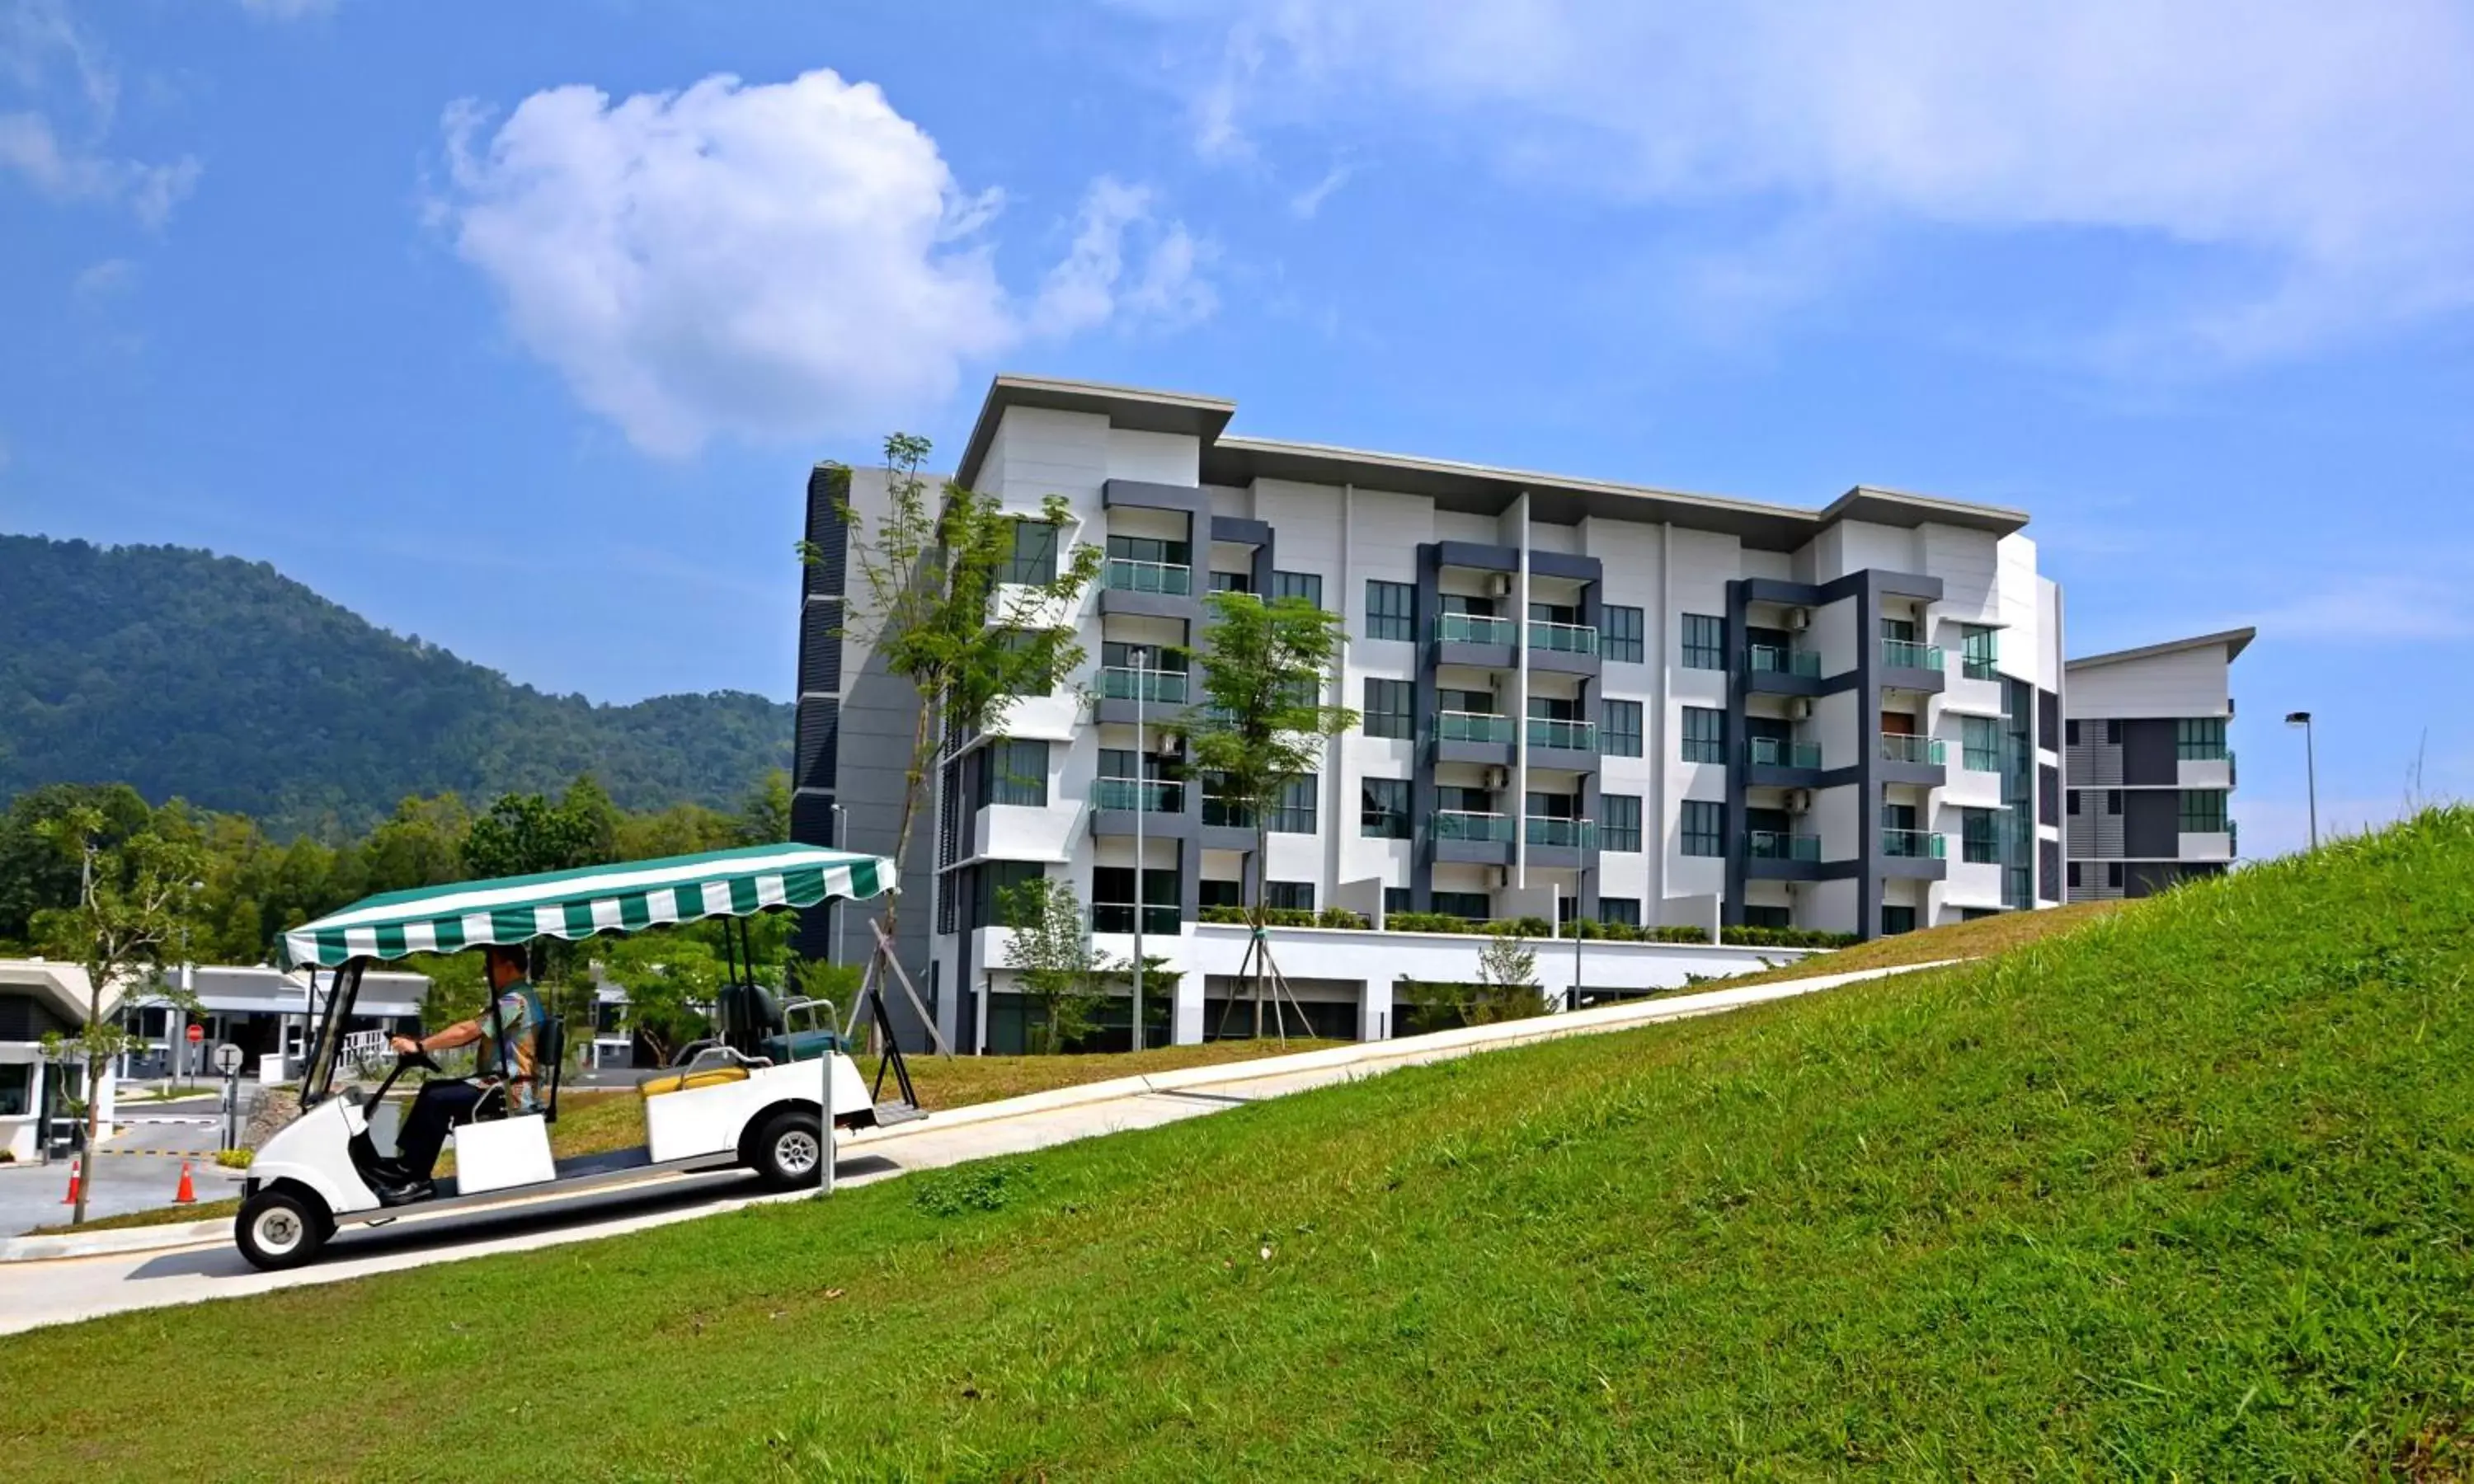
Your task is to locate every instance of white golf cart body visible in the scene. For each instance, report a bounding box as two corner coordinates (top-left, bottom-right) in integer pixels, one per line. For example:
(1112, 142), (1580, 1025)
(237, 843), (908, 1268)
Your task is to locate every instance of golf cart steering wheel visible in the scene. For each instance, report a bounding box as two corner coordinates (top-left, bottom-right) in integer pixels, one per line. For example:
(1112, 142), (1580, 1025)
(397, 1045), (441, 1075)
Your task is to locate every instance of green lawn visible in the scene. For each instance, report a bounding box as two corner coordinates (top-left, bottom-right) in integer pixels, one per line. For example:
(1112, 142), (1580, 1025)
(8, 810), (2474, 1479)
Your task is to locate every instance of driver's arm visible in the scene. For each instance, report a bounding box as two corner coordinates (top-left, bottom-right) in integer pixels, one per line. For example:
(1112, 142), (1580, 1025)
(391, 1018), (481, 1055)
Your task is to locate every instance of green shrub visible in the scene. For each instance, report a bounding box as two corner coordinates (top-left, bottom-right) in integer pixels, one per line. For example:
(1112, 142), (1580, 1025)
(1719, 926), (1858, 949)
(1649, 925), (1711, 944)
(1491, 916), (1554, 938)
(1384, 911), (1472, 935)
(1314, 908), (1370, 930)
(214, 1148), (253, 1170)
(1198, 904), (1248, 924)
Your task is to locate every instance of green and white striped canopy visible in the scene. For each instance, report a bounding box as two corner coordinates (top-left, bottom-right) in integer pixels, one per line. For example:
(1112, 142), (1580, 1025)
(280, 843), (894, 969)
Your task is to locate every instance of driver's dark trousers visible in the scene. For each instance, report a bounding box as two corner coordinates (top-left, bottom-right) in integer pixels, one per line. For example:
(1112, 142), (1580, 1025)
(393, 1081), (486, 1179)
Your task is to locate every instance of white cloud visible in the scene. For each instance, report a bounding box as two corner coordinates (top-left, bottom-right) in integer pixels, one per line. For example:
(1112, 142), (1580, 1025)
(438, 69), (1212, 457)
(0, 0), (200, 225)
(1286, 159), (1352, 219)
(236, 0), (338, 17)
(2236, 576), (2474, 644)
(1169, 0), (2474, 363)
(71, 254), (136, 299)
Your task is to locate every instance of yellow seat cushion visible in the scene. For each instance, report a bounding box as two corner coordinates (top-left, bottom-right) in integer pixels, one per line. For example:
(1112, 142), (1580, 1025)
(635, 1065), (752, 1099)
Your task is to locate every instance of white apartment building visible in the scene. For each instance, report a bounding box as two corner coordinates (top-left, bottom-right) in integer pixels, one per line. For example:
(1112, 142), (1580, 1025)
(2063, 628), (2250, 899)
(796, 376), (2073, 1054)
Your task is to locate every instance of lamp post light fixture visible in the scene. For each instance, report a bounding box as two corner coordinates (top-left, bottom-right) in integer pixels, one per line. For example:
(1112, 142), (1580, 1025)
(2284, 711), (2317, 851)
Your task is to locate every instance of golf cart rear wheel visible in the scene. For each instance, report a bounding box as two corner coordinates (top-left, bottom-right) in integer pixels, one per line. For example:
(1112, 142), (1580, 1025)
(752, 1108), (825, 1190)
(236, 1187), (330, 1271)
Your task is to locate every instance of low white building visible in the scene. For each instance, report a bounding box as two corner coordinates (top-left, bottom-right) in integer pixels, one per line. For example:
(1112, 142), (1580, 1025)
(120, 964), (430, 1082)
(0, 959), (120, 1162)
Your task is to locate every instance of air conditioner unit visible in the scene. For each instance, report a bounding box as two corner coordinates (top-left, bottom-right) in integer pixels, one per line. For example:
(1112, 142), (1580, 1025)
(1155, 732), (1183, 758)
(1786, 697), (1813, 721)
(1785, 788), (1814, 814)
(1785, 606), (1813, 632)
(1483, 765), (1512, 791)
(1487, 866), (1509, 890)
(1485, 573), (1513, 599)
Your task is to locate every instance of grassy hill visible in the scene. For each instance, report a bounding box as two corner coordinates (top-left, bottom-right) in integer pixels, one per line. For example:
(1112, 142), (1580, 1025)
(0, 535), (789, 832)
(8, 812), (2472, 1478)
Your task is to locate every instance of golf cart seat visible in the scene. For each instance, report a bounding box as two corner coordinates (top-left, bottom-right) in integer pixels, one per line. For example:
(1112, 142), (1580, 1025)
(715, 982), (849, 1065)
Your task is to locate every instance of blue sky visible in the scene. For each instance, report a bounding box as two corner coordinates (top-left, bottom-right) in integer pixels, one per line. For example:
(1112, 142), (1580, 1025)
(2, 0), (2469, 857)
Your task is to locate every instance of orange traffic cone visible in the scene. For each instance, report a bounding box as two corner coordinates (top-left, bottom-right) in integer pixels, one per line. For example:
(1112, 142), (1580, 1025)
(60, 1168), (79, 1205)
(172, 1161), (196, 1205)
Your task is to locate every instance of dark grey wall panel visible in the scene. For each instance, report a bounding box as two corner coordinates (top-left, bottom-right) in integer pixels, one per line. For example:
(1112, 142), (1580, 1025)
(2123, 789), (2180, 857)
(2122, 718), (2180, 786)
(2037, 688), (2061, 752)
(2039, 762), (2060, 825)
(797, 599), (844, 695)
(793, 700), (840, 792)
(2039, 838), (2061, 902)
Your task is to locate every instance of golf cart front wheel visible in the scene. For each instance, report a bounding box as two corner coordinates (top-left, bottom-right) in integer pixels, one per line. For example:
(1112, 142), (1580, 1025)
(752, 1108), (825, 1190)
(236, 1186), (331, 1271)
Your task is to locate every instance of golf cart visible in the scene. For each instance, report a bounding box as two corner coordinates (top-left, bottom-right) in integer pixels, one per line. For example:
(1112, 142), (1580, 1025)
(236, 843), (920, 1270)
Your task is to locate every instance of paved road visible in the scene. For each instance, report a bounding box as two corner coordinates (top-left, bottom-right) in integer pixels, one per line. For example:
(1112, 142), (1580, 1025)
(0, 963), (1929, 1336)
(0, 1103), (240, 1237)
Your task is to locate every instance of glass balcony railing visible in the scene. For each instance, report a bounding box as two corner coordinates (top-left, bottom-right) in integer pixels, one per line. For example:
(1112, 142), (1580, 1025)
(1882, 639), (1945, 671)
(2175, 740), (2231, 762)
(1437, 612), (1514, 645)
(1093, 777), (1182, 813)
(1529, 621), (1599, 655)
(1881, 828), (1946, 859)
(1748, 643), (1823, 678)
(1098, 666), (1188, 704)
(1091, 904), (1180, 935)
(1962, 655), (1999, 680)
(1437, 710), (1514, 744)
(1526, 816), (1597, 848)
(1104, 557), (1191, 596)
(1431, 810), (1511, 842)
(1527, 717), (1597, 752)
(1879, 734), (1945, 766)
(1747, 830), (1822, 862)
(1749, 736), (1823, 769)
(1201, 797), (1253, 829)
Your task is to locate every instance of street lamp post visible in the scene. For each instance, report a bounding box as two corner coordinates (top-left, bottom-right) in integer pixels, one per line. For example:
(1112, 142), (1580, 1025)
(2284, 711), (2318, 850)
(1130, 645), (1147, 1053)
(827, 801), (849, 965)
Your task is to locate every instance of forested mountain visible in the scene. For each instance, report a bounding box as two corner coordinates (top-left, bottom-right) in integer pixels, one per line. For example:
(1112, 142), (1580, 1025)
(0, 535), (791, 834)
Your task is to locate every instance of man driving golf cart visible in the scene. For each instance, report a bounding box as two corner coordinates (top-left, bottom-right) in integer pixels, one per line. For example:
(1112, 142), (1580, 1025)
(371, 944), (542, 1203)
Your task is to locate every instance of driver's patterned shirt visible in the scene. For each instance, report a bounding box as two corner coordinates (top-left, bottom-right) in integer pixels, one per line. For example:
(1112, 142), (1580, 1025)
(476, 981), (545, 1114)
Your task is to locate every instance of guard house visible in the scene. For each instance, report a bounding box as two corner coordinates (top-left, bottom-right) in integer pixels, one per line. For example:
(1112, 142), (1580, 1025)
(120, 965), (430, 1081)
(0, 959), (121, 1162)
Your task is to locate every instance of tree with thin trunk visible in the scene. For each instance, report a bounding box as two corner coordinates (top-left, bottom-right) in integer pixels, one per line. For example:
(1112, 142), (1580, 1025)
(801, 434), (1102, 1047)
(998, 876), (1112, 1054)
(1170, 590), (1356, 1038)
(31, 808), (205, 1226)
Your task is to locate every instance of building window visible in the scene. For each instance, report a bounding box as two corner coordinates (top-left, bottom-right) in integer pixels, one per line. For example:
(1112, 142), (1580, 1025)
(1598, 896), (1641, 928)
(2067, 791), (2081, 815)
(999, 519), (1059, 584)
(973, 861), (1047, 930)
(1107, 533), (1188, 568)
(1743, 904), (1791, 929)
(1681, 707), (1726, 763)
(1681, 800), (1724, 857)
(1961, 624), (1999, 679)
(1601, 698), (1644, 758)
(1210, 570), (1254, 595)
(2067, 719), (2081, 746)
(1602, 794), (1643, 852)
(2179, 790), (2228, 834)
(1681, 613), (1726, 670)
(1602, 604), (1645, 664)
(977, 739), (1048, 808)
(2067, 861), (2082, 890)
(1265, 881), (1316, 912)
(1961, 806), (2001, 864)
(1272, 571), (1324, 608)
(1383, 886), (1413, 918)
(1361, 777), (1410, 838)
(1963, 716), (2001, 772)
(1200, 879), (1243, 909)
(2175, 717), (2228, 759)
(1433, 890), (1491, 921)
(1882, 904), (1917, 936)
(2105, 789), (2122, 815)
(1270, 776), (1319, 834)
(1366, 580), (1415, 641)
(1363, 679), (1413, 739)
(1092, 866), (1178, 934)
(2107, 862), (2125, 890)
(2106, 719), (2123, 745)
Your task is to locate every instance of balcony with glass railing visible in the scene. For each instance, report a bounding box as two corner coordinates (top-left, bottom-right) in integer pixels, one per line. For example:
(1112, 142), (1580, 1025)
(1881, 828), (1946, 859)
(1529, 621), (1599, 655)
(1879, 734), (1945, 766)
(1431, 810), (1511, 842)
(1526, 816), (1597, 848)
(1201, 796), (1253, 829)
(1527, 716), (1597, 752)
(1962, 654), (2000, 681)
(1748, 643), (1823, 678)
(2175, 738), (2231, 761)
(1098, 666), (1188, 704)
(1747, 830), (1822, 862)
(1093, 777), (1183, 813)
(1437, 710), (1515, 744)
(1437, 612), (1515, 646)
(1103, 557), (1191, 596)
(1749, 736), (1823, 769)
(1882, 639), (1945, 671)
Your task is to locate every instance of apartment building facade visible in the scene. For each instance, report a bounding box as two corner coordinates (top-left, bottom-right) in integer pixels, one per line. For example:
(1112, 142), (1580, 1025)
(2062, 628), (2250, 900)
(797, 375), (2072, 1052)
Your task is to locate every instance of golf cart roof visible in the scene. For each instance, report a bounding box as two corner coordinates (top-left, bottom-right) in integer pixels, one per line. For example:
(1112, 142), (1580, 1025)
(280, 843), (895, 970)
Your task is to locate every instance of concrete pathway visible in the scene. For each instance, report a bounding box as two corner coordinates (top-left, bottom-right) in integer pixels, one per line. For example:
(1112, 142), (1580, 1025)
(0, 960), (1939, 1336)
(0, 1114), (241, 1237)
